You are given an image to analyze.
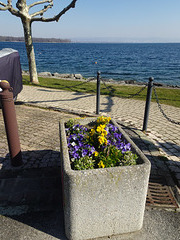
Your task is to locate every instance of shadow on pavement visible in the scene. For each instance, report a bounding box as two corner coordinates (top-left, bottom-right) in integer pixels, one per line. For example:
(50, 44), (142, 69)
(9, 208), (67, 240)
(101, 95), (114, 113)
(16, 92), (95, 105)
(156, 141), (180, 157)
(0, 149), (60, 170)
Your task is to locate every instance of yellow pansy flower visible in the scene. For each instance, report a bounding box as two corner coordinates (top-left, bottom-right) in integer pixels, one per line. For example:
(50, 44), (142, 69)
(96, 126), (102, 133)
(97, 116), (103, 123)
(98, 136), (105, 145)
(90, 128), (95, 136)
(101, 124), (106, 129)
(96, 124), (106, 133)
(102, 129), (107, 136)
(98, 160), (105, 168)
(94, 151), (99, 157)
(97, 116), (111, 124)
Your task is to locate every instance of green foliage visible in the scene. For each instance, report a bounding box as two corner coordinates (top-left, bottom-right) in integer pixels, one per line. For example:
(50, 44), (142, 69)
(72, 156), (95, 170)
(66, 118), (77, 130)
(120, 151), (138, 166)
(94, 146), (138, 168)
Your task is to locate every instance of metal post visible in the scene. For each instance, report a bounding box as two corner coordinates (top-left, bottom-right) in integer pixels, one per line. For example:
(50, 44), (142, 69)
(142, 77), (154, 132)
(0, 80), (23, 167)
(96, 71), (101, 115)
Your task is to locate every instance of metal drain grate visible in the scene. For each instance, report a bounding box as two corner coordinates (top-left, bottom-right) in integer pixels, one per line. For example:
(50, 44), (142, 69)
(146, 174), (179, 208)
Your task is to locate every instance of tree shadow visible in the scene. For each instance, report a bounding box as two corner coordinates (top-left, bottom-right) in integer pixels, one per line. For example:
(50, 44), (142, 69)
(37, 88), (59, 92)
(16, 91), (95, 105)
(38, 80), (96, 92)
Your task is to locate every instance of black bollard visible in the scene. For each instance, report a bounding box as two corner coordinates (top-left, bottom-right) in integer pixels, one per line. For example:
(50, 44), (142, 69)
(142, 77), (154, 132)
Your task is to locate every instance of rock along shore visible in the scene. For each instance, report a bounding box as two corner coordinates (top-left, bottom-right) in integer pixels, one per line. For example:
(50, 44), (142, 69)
(22, 70), (180, 89)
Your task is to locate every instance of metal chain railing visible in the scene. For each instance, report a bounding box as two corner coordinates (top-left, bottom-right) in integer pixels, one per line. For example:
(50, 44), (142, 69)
(153, 85), (180, 125)
(124, 84), (147, 98)
(101, 77), (147, 98)
(22, 76), (96, 90)
(65, 77), (95, 88)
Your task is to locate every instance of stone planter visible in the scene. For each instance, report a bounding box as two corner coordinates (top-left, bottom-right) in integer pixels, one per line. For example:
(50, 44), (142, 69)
(59, 118), (151, 240)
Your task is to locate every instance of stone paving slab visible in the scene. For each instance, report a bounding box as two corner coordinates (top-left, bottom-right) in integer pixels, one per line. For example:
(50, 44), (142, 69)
(17, 85), (180, 185)
(0, 103), (180, 239)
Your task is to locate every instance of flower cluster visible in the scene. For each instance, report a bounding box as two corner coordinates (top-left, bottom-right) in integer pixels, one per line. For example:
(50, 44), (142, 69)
(66, 124), (94, 158)
(88, 117), (110, 148)
(65, 117), (138, 170)
(106, 123), (131, 153)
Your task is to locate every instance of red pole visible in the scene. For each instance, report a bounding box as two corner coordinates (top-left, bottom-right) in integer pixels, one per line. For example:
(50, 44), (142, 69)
(0, 80), (23, 167)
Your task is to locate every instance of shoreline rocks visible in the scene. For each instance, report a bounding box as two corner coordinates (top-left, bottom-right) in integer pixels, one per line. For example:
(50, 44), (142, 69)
(21, 70), (180, 89)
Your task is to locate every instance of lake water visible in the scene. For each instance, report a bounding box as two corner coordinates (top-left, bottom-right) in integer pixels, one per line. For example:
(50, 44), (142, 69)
(0, 42), (180, 86)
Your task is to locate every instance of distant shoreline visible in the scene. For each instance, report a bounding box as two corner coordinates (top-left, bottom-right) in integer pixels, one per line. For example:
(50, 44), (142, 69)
(0, 36), (71, 43)
(1, 36), (180, 44)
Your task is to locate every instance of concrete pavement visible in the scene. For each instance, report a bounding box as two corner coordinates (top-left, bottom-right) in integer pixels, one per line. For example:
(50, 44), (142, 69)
(1, 207), (180, 240)
(18, 85), (180, 186)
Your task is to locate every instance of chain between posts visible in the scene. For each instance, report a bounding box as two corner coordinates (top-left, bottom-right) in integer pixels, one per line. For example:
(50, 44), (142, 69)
(101, 78), (147, 98)
(22, 76), (96, 90)
(67, 78), (95, 87)
(153, 86), (180, 125)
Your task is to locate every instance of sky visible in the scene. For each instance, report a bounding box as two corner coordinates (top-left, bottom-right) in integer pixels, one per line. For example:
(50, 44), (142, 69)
(0, 0), (180, 42)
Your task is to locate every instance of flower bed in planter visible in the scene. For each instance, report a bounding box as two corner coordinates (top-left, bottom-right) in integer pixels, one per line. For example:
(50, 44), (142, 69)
(59, 117), (151, 240)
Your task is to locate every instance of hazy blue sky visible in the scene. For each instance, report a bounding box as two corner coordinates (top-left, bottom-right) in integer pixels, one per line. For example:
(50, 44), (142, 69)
(0, 0), (180, 42)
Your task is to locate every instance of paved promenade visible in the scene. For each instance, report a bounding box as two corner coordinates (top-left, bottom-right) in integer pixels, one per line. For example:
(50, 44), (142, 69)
(0, 85), (180, 240)
(17, 85), (180, 185)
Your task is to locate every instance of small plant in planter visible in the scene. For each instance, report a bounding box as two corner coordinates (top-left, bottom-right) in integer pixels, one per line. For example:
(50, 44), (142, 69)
(65, 116), (138, 170)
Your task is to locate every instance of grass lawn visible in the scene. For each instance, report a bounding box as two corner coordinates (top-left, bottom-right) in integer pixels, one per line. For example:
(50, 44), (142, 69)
(22, 75), (180, 108)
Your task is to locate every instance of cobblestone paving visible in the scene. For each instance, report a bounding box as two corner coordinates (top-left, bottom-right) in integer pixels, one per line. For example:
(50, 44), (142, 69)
(0, 105), (78, 170)
(17, 85), (180, 186)
(1, 85), (180, 189)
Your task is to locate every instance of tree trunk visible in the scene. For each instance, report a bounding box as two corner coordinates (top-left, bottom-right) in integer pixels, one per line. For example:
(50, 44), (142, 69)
(22, 18), (39, 84)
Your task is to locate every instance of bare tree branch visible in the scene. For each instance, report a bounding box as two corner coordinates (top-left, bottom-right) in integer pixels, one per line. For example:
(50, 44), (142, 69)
(0, 1), (9, 10)
(0, 1), (7, 7)
(30, 1), (53, 17)
(28, 0), (52, 9)
(0, 1), (20, 16)
(8, 6), (21, 17)
(7, 0), (12, 5)
(31, 0), (77, 22)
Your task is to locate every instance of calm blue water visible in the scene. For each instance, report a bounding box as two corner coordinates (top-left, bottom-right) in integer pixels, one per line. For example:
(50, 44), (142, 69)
(0, 42), (180, 86)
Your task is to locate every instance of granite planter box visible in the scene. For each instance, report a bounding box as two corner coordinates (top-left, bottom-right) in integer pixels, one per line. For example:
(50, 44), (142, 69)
(59, 118), (151, 240)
